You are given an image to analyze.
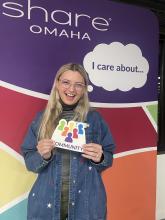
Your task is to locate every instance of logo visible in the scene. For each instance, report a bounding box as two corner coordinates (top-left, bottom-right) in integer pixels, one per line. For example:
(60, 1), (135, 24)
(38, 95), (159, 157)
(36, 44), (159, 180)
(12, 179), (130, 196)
(52, 119), (88, 152)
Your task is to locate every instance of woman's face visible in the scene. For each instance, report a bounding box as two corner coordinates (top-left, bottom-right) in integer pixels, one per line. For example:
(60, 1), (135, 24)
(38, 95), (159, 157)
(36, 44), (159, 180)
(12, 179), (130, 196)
(57, 70), (86, 105)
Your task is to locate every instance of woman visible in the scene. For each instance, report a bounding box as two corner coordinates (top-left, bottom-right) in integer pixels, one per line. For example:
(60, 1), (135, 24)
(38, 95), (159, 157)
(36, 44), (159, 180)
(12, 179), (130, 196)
(22, 63), (115, 220)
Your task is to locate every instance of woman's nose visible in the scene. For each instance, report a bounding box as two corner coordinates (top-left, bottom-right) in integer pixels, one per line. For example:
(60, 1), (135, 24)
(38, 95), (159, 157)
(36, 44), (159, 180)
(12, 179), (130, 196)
(68, 84), (76, 91)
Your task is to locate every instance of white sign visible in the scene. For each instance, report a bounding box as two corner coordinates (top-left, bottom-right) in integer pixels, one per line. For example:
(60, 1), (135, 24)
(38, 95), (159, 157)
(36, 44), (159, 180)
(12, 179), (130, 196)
(52, 119), (88, 152)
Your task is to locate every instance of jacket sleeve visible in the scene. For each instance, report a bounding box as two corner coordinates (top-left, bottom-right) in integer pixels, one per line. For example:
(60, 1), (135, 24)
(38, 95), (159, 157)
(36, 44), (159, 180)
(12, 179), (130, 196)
(21, 112), (53, 173)
(89, 111), (115, 172)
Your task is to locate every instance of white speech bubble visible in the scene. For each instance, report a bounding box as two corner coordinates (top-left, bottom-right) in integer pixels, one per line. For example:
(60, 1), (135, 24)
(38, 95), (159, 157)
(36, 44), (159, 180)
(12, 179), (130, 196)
(83, 42), (149, 91)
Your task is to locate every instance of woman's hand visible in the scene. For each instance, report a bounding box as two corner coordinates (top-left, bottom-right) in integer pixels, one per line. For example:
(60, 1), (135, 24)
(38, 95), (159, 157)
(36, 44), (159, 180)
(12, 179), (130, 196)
(82, 143), (103, 163)
(37, 139), (54, 160)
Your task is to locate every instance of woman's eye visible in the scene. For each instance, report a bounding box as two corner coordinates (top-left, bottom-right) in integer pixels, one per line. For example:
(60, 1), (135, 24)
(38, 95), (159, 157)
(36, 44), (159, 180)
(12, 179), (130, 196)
(63, 81), (70, 85)
(76, 84), (83, 89)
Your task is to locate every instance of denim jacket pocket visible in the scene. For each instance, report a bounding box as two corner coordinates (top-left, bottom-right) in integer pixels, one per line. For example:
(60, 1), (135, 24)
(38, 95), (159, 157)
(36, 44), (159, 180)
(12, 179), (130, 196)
(27, 172), (54, 220)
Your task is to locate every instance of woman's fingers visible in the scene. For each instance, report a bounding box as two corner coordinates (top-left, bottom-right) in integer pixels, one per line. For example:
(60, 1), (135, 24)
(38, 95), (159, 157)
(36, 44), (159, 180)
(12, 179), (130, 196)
(37, 139), (54, 157)
(82, 143), (103, 162)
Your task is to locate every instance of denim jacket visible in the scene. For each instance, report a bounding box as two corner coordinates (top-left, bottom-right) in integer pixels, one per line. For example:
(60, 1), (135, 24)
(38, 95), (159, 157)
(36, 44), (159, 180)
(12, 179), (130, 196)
(21, 110), (115, 220)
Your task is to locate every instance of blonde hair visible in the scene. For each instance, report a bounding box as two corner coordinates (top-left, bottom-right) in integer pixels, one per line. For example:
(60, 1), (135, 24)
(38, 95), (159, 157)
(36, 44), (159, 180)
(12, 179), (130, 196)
(38, 63), (90, 139)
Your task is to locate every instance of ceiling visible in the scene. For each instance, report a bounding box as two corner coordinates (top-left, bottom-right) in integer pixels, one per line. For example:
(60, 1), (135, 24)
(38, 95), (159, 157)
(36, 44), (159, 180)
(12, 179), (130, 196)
(110, 0), (165, 40)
